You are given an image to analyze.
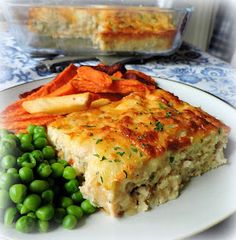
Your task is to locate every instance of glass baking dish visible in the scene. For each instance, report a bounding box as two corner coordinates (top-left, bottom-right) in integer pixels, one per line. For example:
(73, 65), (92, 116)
(2, 0), (193, 56)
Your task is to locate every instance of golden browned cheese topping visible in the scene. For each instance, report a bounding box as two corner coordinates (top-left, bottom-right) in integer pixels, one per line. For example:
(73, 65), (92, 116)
(49, 89), (229, 185)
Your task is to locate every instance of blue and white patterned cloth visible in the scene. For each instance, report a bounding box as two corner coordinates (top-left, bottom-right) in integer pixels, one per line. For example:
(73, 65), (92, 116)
(0, 32), (236, 107)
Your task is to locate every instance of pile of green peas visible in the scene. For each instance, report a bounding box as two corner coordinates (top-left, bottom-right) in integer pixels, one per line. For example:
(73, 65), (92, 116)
(0, 125), (96, 233)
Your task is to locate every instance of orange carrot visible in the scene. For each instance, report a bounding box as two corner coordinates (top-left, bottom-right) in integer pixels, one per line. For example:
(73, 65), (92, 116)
(123, 70), (157, 86)
(77, 66), (112, 88)
(111, 71), (123, 79)
(2, 64), (78, 114)
(47, 81), (77, 97)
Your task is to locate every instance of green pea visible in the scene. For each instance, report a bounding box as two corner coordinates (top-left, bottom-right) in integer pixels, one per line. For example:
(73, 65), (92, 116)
(62, 214), (78, 230)
(63, 166), (76, 180)
(7, 168), (18, 174)
(0, 141), (16, 157)
(42, 146), (55, 159)
(4, 207), (18, 225)
(41, 190), (54, 204)
(58, 159), (68, 167)
(20, 142), (34, 152)
(1, 155), (16, 169)
(27, 212), (36, 219)
(20, 133), (32, 144)
(0, 129), (10, 137)
(15, 216), (35, 233)
(64, 179), (79, 194)
(16, 203), (23, 212)
(59, 196), (73, 208)
(34, 137), (48, 150)
(31, 150), (44, 162)
(9, 184), (27, 204)
(67, 205), (83, 220)
(38, 220), (49, 232)
(51, 162), (64, 178)
(0, 173), (14, 189)
(36, 204), (55, 221)
(16, 132), (24, 140)
(29, 180), (49, 193)
(1, 134), (18, 147)
(33, 132), (47, 140)
(81, 200), (96, 214)
(37, 163), (52, 178)
(71, 191), (84, 204)
(0, 189), (10, 209)
(23, 194), (42, 211)
(33, 126), (46, 135)
(19, 167), (34, 183)
(17, 153), (36, 168)
(20, 205), (30, 215)
(53, 208), (66, 224)
(27, 125), (36, 135)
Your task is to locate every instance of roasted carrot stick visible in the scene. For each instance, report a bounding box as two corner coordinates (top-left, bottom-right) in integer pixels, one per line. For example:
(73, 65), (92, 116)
(77, 66), (112, 88)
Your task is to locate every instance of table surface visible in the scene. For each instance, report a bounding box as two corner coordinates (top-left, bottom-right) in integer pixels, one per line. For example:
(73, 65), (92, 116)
(0, 31), (236, 240)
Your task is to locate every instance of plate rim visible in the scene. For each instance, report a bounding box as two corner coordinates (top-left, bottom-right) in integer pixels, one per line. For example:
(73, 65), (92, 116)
(0, 77), (236, 240)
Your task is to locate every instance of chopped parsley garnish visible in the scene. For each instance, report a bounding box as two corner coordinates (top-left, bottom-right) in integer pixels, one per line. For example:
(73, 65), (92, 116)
(139, 151), (143, 157)
(123, 170), (128, 178)
(116, 151), (125, 157)
(101, 156), (107, 161)
(93, 153), (100, 158)
(169, 156), (175, 163)
(114, 159), (121, 163)
(96, 138), (103, 144)
(154, 121), (164, 131)
(166, 112), (172, 118)
(84, 125), (96, 128)
(218, 128), (222, 135)
(114, 146), (121, 150)
(167, 102), (173, 107)
(131, 145), (138, 153)
(100, 176), (104, 183)
(159, 103), (167, 109)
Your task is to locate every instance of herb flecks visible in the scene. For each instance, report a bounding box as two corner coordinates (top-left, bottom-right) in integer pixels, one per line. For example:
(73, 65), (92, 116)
(154, 121), (164, 131)
(101, 156), (107, 161)
(84, 125), (96, 128)
(123, 170), (128, 178)
(100, 176), (104, 183)
(116, 151), (125, 157)
(93, 153), (100, 158)
(169, 156), (175, 164)
(114, 159), (121, 163)
(114, 146), (121, 151)
(167, 102), (173, 107)
(166, 112), (172, 118)
(130, 145), (138, 153)
(159, 103), (167, 110)
(96, 138), (103, 144)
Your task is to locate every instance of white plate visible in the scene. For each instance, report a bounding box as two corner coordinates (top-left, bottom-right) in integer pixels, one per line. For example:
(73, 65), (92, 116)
(0, 78), (236, 240)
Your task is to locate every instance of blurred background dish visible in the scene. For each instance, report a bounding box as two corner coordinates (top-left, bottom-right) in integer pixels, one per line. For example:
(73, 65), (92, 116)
(1, 0), (193, 56)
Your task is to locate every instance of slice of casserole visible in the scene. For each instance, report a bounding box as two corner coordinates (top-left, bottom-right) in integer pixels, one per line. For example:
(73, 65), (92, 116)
(28, 7), (176, 52)
(47, 89), (230, 216)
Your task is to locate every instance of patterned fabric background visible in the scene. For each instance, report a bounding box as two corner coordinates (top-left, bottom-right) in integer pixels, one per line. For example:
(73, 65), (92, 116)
(0, 32), (236, 107)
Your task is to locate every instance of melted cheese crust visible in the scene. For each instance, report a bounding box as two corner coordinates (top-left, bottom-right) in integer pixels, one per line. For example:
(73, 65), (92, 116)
(28, 7), (176, 51)
(48, 89), (229, 215)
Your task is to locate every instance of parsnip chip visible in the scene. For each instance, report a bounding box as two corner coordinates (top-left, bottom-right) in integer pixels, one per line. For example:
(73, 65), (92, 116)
(90, 98), (111, 108)
(22, 93), (90, 114)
